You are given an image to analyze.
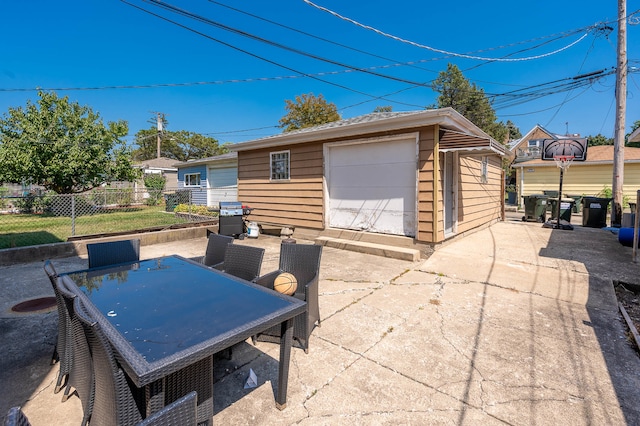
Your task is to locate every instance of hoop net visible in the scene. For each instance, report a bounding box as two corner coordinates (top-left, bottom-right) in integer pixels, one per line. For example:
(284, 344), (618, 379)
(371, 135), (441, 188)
(553, 155), (574, 170)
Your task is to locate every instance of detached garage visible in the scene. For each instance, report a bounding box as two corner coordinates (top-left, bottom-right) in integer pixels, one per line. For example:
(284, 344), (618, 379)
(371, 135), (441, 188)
(229, 108), (510, 245)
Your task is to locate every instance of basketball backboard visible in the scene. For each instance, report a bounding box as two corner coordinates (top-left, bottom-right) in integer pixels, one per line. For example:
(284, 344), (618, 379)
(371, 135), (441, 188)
(541, 138), (588, 161)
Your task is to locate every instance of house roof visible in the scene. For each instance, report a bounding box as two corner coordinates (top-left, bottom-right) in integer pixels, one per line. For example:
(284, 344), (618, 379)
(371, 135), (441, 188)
(172, 151), (237, 168)
(630, 127), (640, 143)
(507, 124), (562, 151)
(513, 145), (640, 167)
(228, 108), (508, 156)
(135, 157), (178, 171)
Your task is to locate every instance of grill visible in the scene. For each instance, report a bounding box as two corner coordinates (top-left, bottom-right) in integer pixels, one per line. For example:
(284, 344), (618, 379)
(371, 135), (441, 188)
(219, 202), (252, 238)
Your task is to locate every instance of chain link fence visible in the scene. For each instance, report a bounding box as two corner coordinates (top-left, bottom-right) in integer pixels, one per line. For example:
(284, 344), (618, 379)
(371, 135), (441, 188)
(0, 188), (220, 249)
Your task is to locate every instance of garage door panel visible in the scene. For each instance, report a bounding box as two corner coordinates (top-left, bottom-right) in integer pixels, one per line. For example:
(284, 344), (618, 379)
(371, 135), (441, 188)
(328, 139), (416, 237)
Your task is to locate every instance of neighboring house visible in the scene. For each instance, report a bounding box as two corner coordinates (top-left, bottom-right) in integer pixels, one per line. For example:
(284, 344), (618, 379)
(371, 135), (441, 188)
(513, 145), (640, 204)
(174, 152), (238, 207)
(509, 124), (574, 163)
(228, 108), (511, 244)
(630, 127), (640, 143)
(134, 157), (179, 191)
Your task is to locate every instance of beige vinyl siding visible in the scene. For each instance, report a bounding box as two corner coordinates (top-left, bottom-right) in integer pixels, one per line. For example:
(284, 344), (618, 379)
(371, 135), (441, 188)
(457, 155), (502, 233)
(417, 127), (436, 243)
(518, 162), (640, 199)
(237, 142), (325, 229)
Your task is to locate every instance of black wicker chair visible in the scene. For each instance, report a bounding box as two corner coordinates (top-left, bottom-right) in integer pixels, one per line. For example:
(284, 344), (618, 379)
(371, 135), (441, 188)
(254, 243), (323, 353)
(136, 391), (197, 426)
(56, 280), (94, 426)
(87, 239), (141, 269)
(43, 260), (72, 396)
(221, 244), (265, 282)
(192, 233), (234, 269)
(3, 407), (31, 426)
(74, 298), (146, 426)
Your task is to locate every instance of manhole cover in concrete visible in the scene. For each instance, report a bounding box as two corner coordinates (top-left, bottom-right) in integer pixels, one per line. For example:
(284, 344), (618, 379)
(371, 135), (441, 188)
(11, 297), (56, 313)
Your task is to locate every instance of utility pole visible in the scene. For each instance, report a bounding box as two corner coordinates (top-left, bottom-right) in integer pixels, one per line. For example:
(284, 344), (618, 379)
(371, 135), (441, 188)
(155, 112), (164, 159)
(612, 0), (627, 226)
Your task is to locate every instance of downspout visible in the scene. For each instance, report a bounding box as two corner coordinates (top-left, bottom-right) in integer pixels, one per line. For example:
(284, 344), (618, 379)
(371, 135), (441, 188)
(433, 125), (440, 242)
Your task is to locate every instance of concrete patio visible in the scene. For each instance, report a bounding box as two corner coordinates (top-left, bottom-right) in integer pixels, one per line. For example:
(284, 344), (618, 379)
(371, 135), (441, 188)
(2, 218), (640, 425)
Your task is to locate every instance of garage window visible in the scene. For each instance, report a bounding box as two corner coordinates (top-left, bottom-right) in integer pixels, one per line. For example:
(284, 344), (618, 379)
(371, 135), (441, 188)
(270, 150), (290, 180)
(184, 173), (201, 187)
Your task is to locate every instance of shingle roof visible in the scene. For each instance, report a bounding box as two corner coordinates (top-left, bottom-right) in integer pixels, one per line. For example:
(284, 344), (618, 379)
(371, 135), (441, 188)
(172, 151), (237, 168)
(135, 157), (178, 170)
(514, 145), (640, 166)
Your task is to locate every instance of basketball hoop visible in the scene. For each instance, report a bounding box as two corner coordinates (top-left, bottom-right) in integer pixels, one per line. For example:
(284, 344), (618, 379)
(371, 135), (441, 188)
(553, 155), (575, 170)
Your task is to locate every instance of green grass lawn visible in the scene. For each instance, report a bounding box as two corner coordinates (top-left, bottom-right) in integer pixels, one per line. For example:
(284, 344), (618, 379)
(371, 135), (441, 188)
(0, 205), (191, 249)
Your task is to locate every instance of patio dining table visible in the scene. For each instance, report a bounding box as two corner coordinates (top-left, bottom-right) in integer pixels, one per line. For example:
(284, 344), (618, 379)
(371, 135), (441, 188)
(60, 254), (306, 424)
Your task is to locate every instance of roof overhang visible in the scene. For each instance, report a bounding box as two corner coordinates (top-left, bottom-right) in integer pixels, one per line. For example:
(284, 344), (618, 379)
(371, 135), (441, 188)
(439, 129), (512, 159)
(229, 108), (500, 152)
(630, 127), (640, 143)
(173, 152), (238, 168)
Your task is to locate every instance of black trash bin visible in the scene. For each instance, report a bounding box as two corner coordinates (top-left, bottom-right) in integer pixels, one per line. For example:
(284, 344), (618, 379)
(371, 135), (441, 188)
(164, 192), (178, 212)
(522, 194), (548, 222)
(547, 198), (575, 223)
(582, 197), (612, 228)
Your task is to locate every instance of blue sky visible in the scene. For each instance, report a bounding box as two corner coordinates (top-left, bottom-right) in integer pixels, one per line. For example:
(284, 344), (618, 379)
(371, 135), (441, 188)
(1, 1), (639, 145)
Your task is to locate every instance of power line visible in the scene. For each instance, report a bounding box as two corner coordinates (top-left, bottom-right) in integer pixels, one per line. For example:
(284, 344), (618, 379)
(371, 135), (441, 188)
(303, 0), (598, 62)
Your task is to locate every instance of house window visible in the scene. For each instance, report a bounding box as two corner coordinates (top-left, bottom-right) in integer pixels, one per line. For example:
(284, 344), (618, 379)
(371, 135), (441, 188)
(270, 150), (290, 180)
(184, 173), (201, 187)
(481, 156), (488, 184)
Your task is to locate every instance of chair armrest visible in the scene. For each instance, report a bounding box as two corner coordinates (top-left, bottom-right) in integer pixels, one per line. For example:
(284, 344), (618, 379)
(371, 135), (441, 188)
(254, 270), (282, 289)
(211, 261), (224, 270)
(189, 255), (205, 264)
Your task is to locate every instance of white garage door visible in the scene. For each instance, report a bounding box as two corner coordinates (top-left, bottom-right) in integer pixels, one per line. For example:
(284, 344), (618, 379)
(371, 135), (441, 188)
(327, 137), (417, 236)
(207, 166), (238, 207)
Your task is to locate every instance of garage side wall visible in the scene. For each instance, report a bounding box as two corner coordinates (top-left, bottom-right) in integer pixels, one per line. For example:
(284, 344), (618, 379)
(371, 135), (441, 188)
(237, 142), (325, 229)
(417, 127), (436, 243)
(457, 155), (503, 233)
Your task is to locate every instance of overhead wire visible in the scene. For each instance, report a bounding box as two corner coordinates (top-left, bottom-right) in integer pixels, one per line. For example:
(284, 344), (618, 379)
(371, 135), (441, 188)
(119, 0), (426, 109)
(303, 0), (595, 62)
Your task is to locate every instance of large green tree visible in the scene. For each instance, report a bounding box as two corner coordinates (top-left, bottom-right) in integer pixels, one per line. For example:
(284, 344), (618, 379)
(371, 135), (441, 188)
(431, 63), (508, 142)
(279, 93), (341, 132)
(586, 133), (614, 146)
(132, 127), (228, 161)
(0, 91), (138, 194)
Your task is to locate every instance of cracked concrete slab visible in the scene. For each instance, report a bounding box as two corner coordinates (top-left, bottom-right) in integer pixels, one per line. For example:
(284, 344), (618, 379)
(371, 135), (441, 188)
(3, 221), (640, 425)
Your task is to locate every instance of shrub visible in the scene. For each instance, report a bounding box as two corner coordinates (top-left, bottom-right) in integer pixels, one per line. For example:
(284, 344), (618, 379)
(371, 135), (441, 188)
(143, 174), (166, 206)
(174, 203), (218, 217)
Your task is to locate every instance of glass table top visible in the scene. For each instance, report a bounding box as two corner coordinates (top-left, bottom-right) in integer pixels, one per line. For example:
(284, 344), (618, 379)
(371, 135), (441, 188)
(68, 256), (295, 363)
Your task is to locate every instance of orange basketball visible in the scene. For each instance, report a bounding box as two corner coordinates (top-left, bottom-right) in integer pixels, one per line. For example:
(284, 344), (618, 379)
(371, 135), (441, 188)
(274, 272), (297, 296)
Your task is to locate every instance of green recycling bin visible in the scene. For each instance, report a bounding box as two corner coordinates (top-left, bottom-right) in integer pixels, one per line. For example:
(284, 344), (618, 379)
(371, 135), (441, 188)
(547, 198), (575, 223)
(582, 197), (612, 228)
(566, 194), (583, 213)
(522, 194), (548, 222)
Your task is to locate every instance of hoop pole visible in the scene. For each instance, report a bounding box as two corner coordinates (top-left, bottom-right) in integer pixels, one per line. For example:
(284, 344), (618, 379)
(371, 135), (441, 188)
(633, 190), (639, 263)
(555, 166), (565, 227)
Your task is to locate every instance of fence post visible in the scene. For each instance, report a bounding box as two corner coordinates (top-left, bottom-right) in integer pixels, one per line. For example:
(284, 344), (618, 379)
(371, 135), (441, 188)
(70, 194), (76, 236)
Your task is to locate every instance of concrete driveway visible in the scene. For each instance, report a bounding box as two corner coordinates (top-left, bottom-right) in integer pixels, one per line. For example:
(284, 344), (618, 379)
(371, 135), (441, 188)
(1, 220), (639, 425)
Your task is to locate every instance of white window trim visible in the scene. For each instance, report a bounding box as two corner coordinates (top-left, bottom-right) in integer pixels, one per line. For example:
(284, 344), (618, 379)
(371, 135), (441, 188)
(184, 173), (201, 187)
(270, 150), (290, 181)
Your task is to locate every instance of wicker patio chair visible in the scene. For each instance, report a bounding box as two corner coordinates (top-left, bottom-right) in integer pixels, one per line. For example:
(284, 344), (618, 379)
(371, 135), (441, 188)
(87, 239), (141, 269)
(3, 407), (31, 426)
(74, 298), (145, 426)
(56, 280), (94, 426)
(136, 391), (197, 426)
(221, 244), (265, 282)
(191, 233), (234, 270)
(254, 243), (323, 353)
(43, 260), (72, 395)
